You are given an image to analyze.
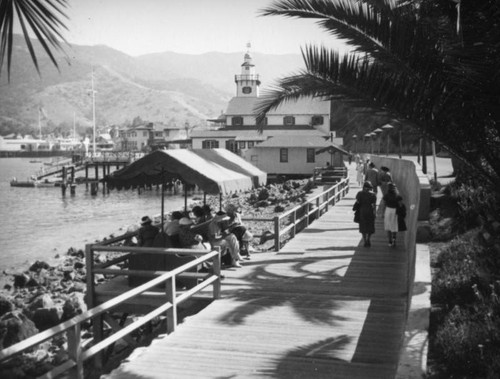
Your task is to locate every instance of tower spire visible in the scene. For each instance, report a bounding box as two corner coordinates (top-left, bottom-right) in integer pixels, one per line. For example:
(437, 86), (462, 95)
(234, 42), (260, 97)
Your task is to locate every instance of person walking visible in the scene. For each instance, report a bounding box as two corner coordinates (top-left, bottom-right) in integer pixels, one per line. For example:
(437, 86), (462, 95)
(382, 183), (403, 247)
(364, 162), (380, 195)
(355, 181), (377, 247)
(378, 166), (393, 195)
(356, 161), (364, 186)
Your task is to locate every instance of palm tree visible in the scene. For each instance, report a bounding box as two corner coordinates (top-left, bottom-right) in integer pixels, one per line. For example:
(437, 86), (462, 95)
(255, 0), (500, 186)
(0, 0), (69, 80)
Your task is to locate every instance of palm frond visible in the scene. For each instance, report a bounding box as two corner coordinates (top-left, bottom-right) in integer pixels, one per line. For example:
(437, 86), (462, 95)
(0, 0), (69, 80)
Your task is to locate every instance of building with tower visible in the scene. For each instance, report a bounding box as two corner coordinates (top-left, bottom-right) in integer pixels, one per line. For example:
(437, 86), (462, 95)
(190, 44), (345, 178)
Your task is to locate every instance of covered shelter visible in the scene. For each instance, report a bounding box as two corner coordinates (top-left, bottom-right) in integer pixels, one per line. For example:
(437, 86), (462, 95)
(104, 148), (267, 229)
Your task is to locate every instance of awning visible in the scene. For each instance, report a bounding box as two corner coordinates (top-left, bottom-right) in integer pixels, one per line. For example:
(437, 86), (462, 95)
(195, 148), (267, 187)
(104, 149), (265, 195)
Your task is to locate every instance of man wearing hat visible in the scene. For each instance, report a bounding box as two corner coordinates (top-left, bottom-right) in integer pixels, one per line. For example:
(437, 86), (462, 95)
(137, 215), (159, 247)
(208, 211), (243, 268)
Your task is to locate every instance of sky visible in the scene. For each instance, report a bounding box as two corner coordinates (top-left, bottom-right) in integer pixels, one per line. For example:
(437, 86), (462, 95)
(57, 0), (349, 56)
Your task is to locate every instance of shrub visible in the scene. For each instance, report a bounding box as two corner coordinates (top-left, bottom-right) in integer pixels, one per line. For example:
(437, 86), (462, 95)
(431, 231), (482, 307)
(446, 181), (500, 232)
(433, 285), (500, 378)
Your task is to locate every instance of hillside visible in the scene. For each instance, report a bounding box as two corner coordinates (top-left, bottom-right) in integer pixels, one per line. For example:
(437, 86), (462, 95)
(0, 35), (303, 135)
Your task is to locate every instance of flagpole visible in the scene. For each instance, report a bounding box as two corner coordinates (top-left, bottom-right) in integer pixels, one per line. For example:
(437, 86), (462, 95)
(38, 108), (42, 140)
(91, 67), (96, 156)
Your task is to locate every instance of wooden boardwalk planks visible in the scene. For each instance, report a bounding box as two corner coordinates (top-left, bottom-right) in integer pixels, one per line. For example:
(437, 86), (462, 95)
(105, 166), (409, 378)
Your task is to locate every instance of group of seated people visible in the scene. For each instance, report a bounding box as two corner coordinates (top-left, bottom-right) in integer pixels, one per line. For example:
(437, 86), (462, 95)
(136, 203), (253, 268)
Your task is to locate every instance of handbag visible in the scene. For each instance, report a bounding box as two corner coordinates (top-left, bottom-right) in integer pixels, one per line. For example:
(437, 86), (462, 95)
(354, 210), (360, 223)
(352, 201), (360, 223)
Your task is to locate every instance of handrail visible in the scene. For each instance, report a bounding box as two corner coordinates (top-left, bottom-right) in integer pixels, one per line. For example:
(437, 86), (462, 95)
(271, 177), (349, 251)
(0, 247), (221, 379)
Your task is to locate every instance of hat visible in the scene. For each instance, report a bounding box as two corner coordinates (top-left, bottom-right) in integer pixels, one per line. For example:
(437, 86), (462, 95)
(141, 216), (152, 225)
(179, 217), (193, 226)
(363, 181), (373, 189)
(213, 211), (230, 222)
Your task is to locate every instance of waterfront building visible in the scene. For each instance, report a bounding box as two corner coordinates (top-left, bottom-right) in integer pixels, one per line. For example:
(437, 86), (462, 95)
(190, 45), (345, 177)
(115, 123), (188, 151)
(0, 135), (45, 152)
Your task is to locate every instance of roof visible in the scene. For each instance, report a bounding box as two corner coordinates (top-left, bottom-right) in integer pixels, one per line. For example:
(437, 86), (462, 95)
(190, 128), (328, 139)
(105, 149), (266, 195)
(254, 135), (331, 148)
(226, 96), (330, 116)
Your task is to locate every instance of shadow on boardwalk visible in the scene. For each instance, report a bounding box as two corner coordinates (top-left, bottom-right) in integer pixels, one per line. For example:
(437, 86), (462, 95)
(105, 168), (409, 379)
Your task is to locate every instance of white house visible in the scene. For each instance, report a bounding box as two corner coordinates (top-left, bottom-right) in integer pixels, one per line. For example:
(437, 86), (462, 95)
(242, 135), (348, 177)
(191, 46), (342, 157)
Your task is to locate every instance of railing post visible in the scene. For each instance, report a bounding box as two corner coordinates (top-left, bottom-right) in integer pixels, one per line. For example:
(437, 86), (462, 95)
(166, 276), (177, 333)
(274, 216), (280, 252)
(316, 197), (320, 219)
(86, 244), (103, 370)
(67, 324), (83, 378)
(212, 248), (221, 299)
(326, 191), (330, 212)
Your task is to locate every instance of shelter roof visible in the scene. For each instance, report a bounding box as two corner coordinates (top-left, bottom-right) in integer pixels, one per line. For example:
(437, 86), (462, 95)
(105, 149), (266, 195)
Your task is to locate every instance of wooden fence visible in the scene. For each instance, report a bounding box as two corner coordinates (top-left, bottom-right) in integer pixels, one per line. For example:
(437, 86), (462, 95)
(0, 247), (221, 379)
(243, 176), (350, 251)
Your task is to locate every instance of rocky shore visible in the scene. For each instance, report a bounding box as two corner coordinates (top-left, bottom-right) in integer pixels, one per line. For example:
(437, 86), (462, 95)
(0, 178), (317, 378)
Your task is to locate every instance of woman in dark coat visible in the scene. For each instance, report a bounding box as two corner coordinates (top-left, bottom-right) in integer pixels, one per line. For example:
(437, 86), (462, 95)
(355, 181), (377, 247)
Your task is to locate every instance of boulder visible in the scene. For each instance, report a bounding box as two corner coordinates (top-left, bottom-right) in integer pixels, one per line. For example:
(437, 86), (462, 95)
(29, 260), (50, 272)
(28, 294), (55, 314)
(32, 307), (63, 331)
(0, 295), (14, 317)
(0, 311), (39, 349)
(62, 292), (87, 320)
(13, 273), (30, 288)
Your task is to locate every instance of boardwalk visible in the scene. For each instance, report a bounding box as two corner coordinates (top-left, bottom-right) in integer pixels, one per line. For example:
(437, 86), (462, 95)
(106, 168), (409, 379)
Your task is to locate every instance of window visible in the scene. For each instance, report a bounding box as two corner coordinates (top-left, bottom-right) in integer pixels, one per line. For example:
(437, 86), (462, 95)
(247, 141), (255, 148)
(257, 117), (267, 127)
(202, 140), (219, 149)
(307, 148), (315, 163)
(311, 115), (324, 125)
(143, 131), (148, 137)
(232, 116), (243, 126)
(280, 148), (288, 163)
(283, 116), (295, 126)
(238, 141), (246, 149)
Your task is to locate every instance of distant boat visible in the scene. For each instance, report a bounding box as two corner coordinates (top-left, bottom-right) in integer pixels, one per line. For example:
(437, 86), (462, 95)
(10, 178), (37, 187)
(10, 177), (61, 188)
(29, 160), (42, 163)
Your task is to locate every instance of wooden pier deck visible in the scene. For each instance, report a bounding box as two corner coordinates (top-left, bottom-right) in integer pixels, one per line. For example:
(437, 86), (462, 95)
(105, 168), (409, 379)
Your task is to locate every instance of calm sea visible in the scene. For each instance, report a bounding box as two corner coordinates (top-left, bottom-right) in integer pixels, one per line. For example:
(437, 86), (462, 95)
(0, 158), (190, 271)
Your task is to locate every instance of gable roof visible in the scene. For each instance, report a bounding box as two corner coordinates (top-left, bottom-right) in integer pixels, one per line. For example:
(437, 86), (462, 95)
(226, 96), (330, 116)
(253, 135), (332, 148)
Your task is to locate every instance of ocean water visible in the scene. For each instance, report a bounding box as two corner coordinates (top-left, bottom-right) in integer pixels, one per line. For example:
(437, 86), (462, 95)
(0, 158), (191, 270)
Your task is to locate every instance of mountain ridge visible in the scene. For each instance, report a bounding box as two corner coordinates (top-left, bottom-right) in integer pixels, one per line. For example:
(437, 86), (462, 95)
(0, 35), (303, 135)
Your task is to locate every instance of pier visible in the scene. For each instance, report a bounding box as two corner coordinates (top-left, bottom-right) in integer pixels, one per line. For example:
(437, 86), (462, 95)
(103, 162), (428, 379)
(0, 160), (429, 378)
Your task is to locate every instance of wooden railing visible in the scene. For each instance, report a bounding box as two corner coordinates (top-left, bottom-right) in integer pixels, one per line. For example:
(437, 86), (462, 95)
(243, 177), (350, 251)
(312, 166), (348, 184)
(0, 246), (221, 379)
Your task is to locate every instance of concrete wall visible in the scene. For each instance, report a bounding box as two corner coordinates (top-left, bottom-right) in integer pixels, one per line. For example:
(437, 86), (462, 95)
(369, 156), (431, 377)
